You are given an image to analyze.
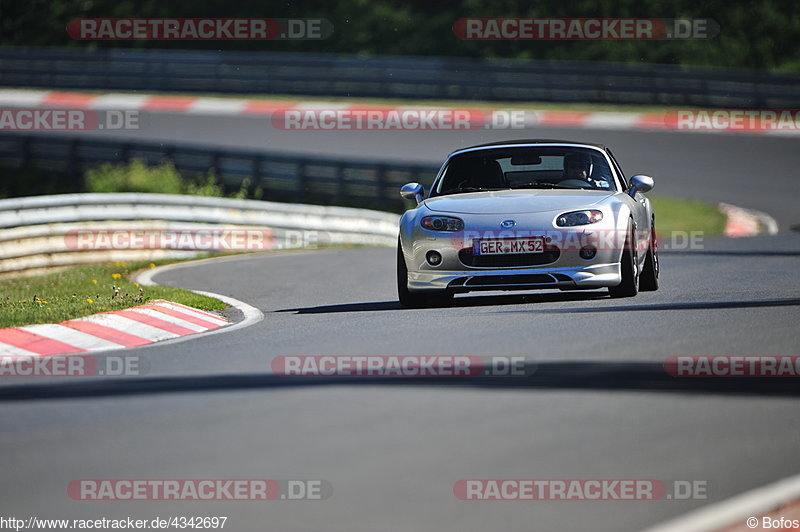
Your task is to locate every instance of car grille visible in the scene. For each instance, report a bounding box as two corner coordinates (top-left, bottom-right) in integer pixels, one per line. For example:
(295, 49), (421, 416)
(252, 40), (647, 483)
(458, 247), (560, 267)
(464, 274), (556, 286)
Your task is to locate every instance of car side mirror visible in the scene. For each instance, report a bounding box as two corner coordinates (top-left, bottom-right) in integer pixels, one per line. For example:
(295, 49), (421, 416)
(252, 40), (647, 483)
(400, 182), (425, 204)
(628, 175), (654, 197)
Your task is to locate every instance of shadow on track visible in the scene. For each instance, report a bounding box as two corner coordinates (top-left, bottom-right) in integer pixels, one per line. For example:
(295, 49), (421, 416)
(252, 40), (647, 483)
(498, 297), (800, 314)
(276, 291), (609, 314)
(2, 361), (798, 402)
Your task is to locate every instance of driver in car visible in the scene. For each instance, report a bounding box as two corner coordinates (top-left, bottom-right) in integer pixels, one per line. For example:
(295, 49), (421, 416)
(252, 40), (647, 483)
(562, 152), (607, 188)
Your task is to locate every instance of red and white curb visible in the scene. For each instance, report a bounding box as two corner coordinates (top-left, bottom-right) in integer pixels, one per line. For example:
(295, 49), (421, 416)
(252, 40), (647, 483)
(720, 202), (779, 237)
(640, 473), (800, 532)
(2, 89), (799, 135)
(132, 258), (264, 342)
(0, 300), (229, 357)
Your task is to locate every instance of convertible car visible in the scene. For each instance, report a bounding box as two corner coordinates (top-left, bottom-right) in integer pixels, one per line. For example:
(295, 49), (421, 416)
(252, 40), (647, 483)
(397, 140), (659, 307)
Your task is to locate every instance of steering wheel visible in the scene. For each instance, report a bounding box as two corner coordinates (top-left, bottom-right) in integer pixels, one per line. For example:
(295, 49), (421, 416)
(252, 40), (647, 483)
(559, 178), (594, 188)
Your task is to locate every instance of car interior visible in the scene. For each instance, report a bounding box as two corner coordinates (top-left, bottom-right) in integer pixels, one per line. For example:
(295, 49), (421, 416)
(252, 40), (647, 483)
(435, 148), (616, 195)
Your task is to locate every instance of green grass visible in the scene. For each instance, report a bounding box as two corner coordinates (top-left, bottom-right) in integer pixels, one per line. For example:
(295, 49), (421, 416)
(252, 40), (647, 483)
(651, 197), (727, 236)
(0, 259), (226, 329)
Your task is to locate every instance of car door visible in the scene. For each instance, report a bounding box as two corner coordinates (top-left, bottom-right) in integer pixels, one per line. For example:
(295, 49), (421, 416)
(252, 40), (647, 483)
(607, 149), (650, 262)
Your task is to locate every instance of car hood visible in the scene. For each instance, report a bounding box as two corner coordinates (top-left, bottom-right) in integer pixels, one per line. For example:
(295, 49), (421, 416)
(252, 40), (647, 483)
(423, 189), (614, 215)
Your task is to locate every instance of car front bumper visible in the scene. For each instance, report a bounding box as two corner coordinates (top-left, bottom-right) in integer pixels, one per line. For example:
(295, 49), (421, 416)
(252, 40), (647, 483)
(408, 262), (621, 292)
(401, 205), (634, 294)
(404, 230), (624, 293)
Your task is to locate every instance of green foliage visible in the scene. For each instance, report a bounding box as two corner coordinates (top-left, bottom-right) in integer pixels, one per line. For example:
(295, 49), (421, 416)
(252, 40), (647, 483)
(85, 160), (184, 194)
(183, 171), (225, 197)
(84, 160), (255, 199)
(1, 0), (799, 70)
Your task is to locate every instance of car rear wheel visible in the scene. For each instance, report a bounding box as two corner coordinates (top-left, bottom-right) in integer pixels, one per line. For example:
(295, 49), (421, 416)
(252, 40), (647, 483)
(608, 220), (639, 298)
(397, 240), (451, 308)
(639, 219), (660, 292)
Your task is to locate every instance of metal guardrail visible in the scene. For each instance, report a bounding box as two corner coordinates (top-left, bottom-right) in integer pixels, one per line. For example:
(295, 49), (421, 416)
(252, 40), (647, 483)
(0, 134), (438, 213)
(0, 193), (400, 277)
(1, 47), (799, 108)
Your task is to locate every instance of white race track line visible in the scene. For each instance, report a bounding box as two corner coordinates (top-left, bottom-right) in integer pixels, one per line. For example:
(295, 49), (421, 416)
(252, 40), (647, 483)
(133, 258), (264, 347)
(151, 301), (230, 326)
(126, 308), (208, 332)
(0, 342), (45, 357)
(641, 473), (800, 532)
(87, 94), (150, 109)
(17, 324), (123, 352)
(73, 313), (180, 342)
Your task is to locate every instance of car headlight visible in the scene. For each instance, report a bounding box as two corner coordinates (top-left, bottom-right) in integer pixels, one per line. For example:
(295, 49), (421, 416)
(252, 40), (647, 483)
(556, 210), (603, 227)
(421, 216), (464, 232)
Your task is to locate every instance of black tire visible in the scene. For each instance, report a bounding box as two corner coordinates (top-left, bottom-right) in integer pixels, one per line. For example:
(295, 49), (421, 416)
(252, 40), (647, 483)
(397, 240), (450, 308)
(608, 220), (639, 298)
(639, 220), (660, 292)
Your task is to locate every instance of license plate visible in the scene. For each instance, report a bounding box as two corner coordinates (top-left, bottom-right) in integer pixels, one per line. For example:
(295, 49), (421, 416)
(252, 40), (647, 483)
(474, 238), (544, 255)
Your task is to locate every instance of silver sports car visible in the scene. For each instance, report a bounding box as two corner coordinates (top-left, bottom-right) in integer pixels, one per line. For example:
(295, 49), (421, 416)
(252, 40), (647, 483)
(397, 140), (659, 307)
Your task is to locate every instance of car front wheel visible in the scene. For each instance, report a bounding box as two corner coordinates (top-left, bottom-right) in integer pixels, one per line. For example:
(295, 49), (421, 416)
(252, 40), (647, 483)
(639, 219), (660, 291)
(608, 220), (639, 298)
(397, 240), (451, 308)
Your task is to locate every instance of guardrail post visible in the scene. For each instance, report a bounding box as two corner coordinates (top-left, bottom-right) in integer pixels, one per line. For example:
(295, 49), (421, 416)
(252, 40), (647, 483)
(334, 162), (345, 205)
(247, 155), (260, 198)
(119, 143), (130, 163)
(162, 146), (174, 166)
(296, 160), (308, 203)
(375, 164), (388, 210)
(68, 138), (81, 181)
(20, 136), (32, 169)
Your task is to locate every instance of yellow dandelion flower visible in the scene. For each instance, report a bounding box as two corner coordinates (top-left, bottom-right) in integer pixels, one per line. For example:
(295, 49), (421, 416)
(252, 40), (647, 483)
(133, 283), (140, 287)
(111, 273), (122, 279)
(149, 263), (156, 269)
(91, 279), (98, 284)
(86, 298), (94, 303)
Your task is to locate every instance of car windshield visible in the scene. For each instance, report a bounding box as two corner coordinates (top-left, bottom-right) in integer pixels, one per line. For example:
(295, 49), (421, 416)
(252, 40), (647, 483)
(431, 147), (617, 197)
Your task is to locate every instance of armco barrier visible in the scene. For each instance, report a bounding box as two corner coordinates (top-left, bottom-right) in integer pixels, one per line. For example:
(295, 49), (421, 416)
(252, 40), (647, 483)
(0, 193), (400, 277)
(0, 134), (439, 213)
(1, 47), (798, 108)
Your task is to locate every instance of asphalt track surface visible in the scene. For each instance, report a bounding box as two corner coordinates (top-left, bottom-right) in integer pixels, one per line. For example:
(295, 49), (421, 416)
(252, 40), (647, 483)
(1, 116), (799, 531)
(63, 110), (800, 232)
